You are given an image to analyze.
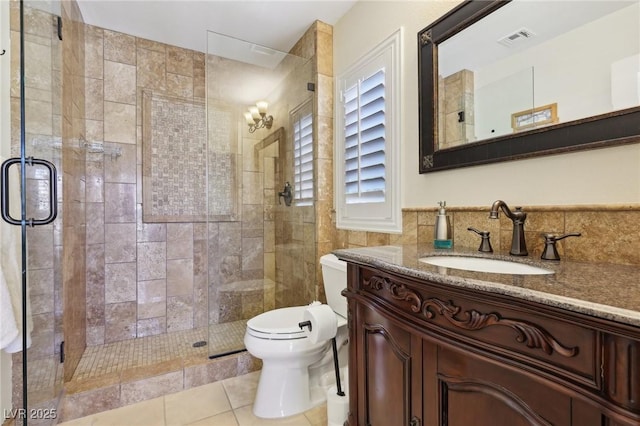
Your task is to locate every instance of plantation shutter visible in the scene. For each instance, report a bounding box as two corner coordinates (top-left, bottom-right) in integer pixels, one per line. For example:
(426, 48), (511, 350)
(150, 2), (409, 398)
(344, 69), (386, 205)
(293, 109), (313, 205)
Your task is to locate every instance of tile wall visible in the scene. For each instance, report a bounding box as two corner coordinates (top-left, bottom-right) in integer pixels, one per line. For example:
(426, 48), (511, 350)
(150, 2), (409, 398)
(83, 25), (279, 343)
(82, 22), (321, 345)
(335, 205), (640, 266)
(82, 25), (211, 346)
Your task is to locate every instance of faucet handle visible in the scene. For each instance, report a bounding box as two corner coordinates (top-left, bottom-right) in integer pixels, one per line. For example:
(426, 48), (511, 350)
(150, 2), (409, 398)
(541, 232), (581, 261)
(467, 227), (493, 253)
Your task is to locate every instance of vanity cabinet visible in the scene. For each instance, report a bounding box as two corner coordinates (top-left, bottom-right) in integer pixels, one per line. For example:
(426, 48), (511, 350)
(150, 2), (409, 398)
(343, 262), (640, 426)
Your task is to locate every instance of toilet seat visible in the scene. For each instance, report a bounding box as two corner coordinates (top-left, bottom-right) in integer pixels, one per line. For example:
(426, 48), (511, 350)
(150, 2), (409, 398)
(247, 306), (309, 340)
(247, 305), (346, 340)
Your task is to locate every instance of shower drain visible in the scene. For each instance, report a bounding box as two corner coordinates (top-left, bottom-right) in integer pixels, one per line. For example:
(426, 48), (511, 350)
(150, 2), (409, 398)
(192, 341), (207, 348)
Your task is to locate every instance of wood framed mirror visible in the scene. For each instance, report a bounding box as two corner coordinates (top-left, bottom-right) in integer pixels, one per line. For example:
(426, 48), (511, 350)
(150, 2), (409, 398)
(418, 0), (640, 173)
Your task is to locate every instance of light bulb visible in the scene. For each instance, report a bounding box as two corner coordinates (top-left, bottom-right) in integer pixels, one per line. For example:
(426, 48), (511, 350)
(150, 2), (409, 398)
(256, 101), (268, 115)
(249, 106), (260, 120)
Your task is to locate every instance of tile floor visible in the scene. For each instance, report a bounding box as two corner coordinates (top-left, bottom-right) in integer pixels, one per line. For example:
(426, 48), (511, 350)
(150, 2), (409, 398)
(57, 371), (327, 426)
(72, 322), (247, 381)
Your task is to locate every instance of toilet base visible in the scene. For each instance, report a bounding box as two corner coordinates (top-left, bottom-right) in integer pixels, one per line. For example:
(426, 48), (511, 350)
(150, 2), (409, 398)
(252, 363), (321, 418)
(250, 329), (349, 419)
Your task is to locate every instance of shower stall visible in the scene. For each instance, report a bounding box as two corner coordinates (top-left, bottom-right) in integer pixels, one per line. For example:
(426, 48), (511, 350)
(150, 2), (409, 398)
(2, 1), (331, 423)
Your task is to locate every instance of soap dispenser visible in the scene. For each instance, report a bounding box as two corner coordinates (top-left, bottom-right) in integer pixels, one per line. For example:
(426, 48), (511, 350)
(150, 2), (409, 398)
(434, 201), (453, 249)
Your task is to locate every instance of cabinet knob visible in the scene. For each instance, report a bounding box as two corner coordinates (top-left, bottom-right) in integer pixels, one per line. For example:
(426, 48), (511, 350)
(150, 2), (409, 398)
(409, 416), (421, 426)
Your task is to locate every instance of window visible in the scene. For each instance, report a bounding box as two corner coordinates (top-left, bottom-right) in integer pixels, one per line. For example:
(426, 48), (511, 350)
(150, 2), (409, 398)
(292, 101), (314, 205)
(344, 69), (386, 205)
(335, 29), (402, 233)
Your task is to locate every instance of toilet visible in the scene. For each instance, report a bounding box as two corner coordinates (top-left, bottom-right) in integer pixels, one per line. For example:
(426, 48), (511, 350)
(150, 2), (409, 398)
(244, 253), (348, 419)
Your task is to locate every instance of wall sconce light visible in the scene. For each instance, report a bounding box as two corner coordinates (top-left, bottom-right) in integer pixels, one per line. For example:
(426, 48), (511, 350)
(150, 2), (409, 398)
(244, 101), (273, 133)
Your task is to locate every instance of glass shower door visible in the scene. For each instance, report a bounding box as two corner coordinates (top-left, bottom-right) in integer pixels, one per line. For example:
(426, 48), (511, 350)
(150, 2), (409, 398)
(1, 1), (64, 424)
(205, 31), (314, 358)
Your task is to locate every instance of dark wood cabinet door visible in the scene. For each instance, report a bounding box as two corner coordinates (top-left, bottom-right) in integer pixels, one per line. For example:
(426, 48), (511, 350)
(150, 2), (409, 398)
(355, 303), (423, 426)
(436, 345), (572, 426)
(344, 263), (640, 426)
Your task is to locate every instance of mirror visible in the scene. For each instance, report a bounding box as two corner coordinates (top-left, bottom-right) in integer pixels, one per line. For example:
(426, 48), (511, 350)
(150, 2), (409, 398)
(418, 0), (640, 173)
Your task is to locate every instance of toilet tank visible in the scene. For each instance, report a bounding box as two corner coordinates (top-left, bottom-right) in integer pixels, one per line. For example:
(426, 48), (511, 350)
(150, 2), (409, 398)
(320, 253), (348, 319)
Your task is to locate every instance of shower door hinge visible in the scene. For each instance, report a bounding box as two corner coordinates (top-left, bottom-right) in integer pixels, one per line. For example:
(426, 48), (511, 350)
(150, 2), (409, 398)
(60, 341), (65, 363)
(307, 82), (315, 92)
(57, 16), (63, 41)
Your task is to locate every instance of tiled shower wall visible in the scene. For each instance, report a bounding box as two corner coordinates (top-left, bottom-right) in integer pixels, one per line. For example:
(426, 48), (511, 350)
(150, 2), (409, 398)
(83, 23), (309, 345)
(83, 26), (213, 345)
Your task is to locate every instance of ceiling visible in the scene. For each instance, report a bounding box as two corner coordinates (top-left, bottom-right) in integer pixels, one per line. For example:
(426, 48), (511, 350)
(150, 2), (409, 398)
(76, 0), (358, 54)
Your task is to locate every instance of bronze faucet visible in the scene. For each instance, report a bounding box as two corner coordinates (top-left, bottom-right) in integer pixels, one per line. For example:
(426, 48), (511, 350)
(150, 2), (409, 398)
(467, 227), (493, 253)
(541, 233), (581, 260)
(489, 200), (528, 256)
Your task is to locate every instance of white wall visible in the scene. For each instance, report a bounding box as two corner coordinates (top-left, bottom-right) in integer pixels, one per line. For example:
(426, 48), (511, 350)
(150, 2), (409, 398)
(0, 0), (13, 415)
(474, 3), (639, 139)
(334, 1), (640, 209)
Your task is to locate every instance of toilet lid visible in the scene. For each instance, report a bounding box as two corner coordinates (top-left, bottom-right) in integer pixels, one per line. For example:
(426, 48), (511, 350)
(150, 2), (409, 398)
(247, 306), (314, 339)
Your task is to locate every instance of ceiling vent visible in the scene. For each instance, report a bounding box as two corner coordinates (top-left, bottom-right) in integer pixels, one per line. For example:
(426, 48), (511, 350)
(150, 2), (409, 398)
(498, 27), (536, 47)
(251, 44), (277, 56)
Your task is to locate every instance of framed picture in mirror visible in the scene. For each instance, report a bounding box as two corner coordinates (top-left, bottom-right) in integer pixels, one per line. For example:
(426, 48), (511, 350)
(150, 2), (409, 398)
(511, 103), (558, 132)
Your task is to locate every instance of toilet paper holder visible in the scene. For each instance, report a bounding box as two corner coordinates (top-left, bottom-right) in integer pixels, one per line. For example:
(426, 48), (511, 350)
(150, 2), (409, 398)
(299, 320), (345, 397)
(298, 320), (312, 331)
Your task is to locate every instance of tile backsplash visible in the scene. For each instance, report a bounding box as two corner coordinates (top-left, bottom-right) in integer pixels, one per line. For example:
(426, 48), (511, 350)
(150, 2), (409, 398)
(335, 204), (640, 266)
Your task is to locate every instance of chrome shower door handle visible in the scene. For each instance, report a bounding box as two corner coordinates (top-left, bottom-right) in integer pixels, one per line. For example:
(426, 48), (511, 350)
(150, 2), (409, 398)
(1, 157), (58, 226)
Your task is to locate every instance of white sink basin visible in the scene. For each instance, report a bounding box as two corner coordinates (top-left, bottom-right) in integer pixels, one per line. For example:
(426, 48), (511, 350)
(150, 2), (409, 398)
(419, 256), (554, 275)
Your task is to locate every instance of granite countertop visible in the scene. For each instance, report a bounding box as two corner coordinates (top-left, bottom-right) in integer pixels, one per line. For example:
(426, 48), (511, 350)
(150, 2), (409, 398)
(333, 245), (640, 328)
